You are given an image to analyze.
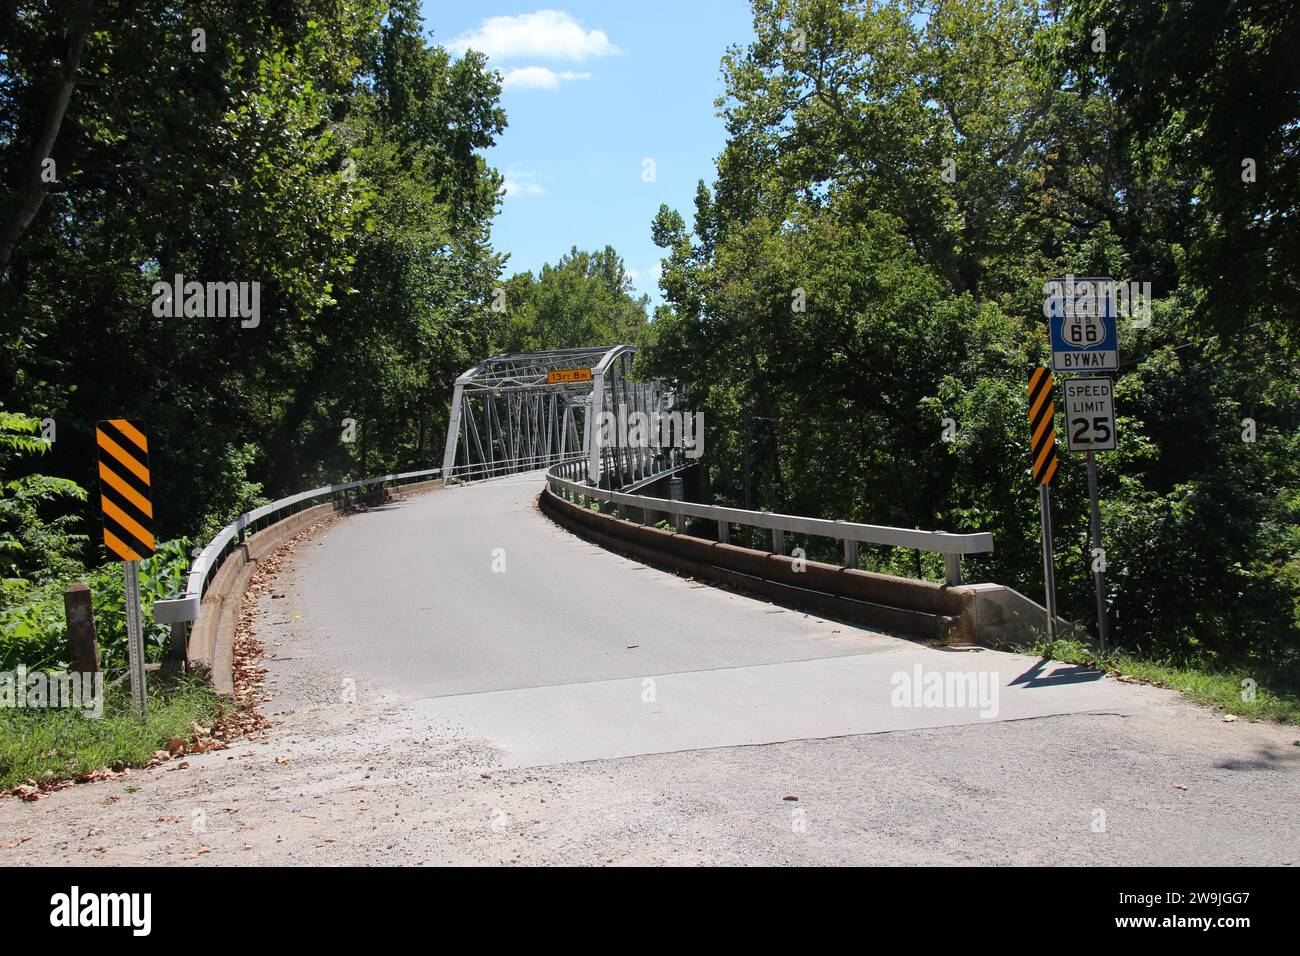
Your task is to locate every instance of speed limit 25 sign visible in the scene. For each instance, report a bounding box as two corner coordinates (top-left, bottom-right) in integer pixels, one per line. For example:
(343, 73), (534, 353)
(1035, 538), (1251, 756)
(1063, 376), (1117, 451)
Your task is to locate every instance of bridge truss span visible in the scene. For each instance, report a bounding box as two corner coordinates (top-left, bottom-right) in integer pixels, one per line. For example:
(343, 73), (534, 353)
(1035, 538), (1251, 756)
(440, 345), (687, 488)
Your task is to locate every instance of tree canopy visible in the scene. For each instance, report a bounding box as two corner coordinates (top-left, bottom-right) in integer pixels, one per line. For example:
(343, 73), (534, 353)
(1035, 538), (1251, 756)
(644, 0), (1299, 667)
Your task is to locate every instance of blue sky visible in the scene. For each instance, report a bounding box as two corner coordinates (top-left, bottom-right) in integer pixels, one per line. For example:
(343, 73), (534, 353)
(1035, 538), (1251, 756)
(420, 3), (757, 306)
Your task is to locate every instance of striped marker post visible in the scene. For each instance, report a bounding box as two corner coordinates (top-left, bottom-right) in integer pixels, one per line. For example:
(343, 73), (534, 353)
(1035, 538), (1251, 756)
(1027, 370), (1059, 646)
(95, 419), (154, 715)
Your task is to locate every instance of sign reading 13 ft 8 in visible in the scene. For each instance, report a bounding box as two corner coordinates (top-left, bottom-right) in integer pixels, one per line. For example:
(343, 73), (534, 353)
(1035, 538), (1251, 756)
(1045, 276), (1120, 372)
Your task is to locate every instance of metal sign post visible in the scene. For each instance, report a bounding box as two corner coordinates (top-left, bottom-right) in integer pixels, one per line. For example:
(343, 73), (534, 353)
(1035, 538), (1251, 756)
(123, 559), (148, 716)
(1086, 452), (1109, 654)
(1038, 484), (1058, 646)
(1063, 376), (1116, 654)
(1028, 368), (1060, 650)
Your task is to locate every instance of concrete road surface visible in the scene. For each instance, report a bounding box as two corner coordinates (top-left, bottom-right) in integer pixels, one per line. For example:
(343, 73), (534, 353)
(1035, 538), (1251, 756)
(3, 477), (1297, 866)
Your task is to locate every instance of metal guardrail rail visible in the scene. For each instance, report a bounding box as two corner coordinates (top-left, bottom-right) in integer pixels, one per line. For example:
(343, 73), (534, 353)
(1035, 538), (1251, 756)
(545, 460), (992, 586)
(153, 468), (440, 625)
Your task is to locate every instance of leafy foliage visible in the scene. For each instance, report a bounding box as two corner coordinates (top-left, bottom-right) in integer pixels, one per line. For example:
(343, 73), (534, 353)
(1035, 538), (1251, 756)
(1, 539), (189, 674)
(0, 2), (511, 671)
(0, 410), (87, 582)
(645, 0), (1300, 673)
(494, 247), (651, 354)
(0, 0), (505, 549)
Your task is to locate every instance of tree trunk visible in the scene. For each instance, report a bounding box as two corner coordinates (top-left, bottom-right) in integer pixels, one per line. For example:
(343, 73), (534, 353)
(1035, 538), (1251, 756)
(0, 0), (95, 274)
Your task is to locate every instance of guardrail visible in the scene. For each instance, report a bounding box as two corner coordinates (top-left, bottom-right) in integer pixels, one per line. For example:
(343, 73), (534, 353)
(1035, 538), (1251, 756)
(153, 468), (440, 625)
(545, 460), (992, 586)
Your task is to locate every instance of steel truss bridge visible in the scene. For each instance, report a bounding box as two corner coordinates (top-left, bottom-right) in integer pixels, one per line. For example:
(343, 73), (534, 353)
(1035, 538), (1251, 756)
(440, 345), (689, 489)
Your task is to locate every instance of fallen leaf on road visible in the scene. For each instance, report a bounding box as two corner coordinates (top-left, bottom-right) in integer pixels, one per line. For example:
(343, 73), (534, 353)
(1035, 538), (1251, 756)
(1173, 783), (1189, 791)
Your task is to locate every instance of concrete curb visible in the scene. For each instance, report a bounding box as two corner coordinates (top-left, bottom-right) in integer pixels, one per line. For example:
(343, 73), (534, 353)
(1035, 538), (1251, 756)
(187, 480), (441, 695)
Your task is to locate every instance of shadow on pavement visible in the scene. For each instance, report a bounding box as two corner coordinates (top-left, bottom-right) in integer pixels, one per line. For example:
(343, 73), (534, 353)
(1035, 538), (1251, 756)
(1009, 657), (1107, 689)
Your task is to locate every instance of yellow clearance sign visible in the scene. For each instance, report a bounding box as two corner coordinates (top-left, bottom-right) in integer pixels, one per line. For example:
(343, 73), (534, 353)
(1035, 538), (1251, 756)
(1027, 368), (1058, 486)
(95, 419), (155, 560)
(547, 368), (593, 385)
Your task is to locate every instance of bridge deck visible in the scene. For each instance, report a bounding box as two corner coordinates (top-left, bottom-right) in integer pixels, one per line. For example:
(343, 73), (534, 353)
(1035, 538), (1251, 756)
(283, 475), (1173, 768)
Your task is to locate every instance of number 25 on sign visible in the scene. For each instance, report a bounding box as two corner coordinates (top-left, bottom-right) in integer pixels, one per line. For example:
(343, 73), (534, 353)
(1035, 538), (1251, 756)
(1064, 376), (1117, 452)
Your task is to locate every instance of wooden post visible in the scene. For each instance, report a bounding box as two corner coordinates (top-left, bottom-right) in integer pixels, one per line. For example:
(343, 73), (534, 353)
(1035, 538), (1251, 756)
(63, 582), (99, 675)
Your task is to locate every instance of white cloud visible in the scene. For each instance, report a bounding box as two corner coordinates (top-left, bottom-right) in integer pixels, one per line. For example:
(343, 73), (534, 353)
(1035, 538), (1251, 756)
(502, 165), (546, 198)
(449, 10), (619, 61)
(500, 66), (591, 91)
(503, 179), (545, 197)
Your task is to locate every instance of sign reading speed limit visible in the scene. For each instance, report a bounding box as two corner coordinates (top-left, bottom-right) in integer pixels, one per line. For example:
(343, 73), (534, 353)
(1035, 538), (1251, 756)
(1063, 376), (1117, 451)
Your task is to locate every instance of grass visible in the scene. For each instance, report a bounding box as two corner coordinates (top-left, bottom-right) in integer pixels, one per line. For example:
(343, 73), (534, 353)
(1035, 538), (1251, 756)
(0, 675), (221, 791)
(1018, 636), (1300, 725)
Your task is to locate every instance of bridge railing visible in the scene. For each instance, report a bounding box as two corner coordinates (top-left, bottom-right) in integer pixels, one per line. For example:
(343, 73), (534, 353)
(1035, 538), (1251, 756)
(545, 460), (992, 586)
(153, 468), (440, 625)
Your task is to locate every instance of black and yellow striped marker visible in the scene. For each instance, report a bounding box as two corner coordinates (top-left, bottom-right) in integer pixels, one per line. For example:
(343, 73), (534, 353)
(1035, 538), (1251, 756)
(1028, 367), (1058, 486)
(95, 419), (155, 560)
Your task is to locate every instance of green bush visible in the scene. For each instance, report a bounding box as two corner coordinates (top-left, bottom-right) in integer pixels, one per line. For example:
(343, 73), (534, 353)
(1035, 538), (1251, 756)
(0, 539), (191, 674)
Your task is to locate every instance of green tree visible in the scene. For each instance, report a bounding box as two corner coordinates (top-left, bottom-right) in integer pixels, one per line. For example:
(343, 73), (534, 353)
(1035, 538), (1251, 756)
(0, 410), (86, 582)
(494, 246), (650, 354)
(646, 0), (1300, 667)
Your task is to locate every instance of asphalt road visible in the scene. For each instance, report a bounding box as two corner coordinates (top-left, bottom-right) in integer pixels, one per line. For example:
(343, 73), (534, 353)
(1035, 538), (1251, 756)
(3, 477), (1297, 866)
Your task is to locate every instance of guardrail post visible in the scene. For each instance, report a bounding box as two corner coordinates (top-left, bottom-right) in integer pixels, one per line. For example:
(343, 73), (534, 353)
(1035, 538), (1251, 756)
(718, 520), (729, 544)
(166, 622), (188, 671)
(843, 538), (858, 569)
(944, 553), (962, 586)
(668, 477), (685, 533)
(772, 528), (784, 555)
